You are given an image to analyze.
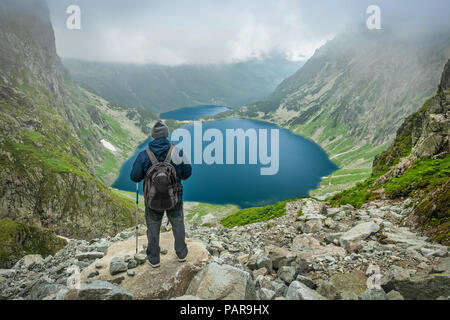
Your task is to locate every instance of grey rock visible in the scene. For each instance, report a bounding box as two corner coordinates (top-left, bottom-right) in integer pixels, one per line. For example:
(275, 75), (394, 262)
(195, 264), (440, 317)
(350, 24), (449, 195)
(291, 257), (311, 275)
(110, 257), (127, 275)
(296, 275), (317, 289)
(87, 270), (99, 279)
(382, 275), (450, 300)
(271, 280), (288, 297)
(252, 267), (268, 278)
(109, 276), (125, 285)
(43, 288), (70, 300)
(68, 281), (133, 300)
(256, 254), (273, 271)
(259, 288), (276, 300)
(75, 252), (104, 261)
(359, 288), (387, 300)
(220, 253), (243, 269)
(316, 280), (340, 300)
(301, 219), (322, 234)
(127, 259), (138, 270)
(186, 262), (255, 300)
(29, 279), (66, 300)
(0, 269), (16, 277)
(264, 245), (296, 270)
(277, 266), (296, 284)
(286, 281), (327, 300)
(324, 233), (342, 244)
(339, 222), (380, 248)
(326, 208), (342, 218)
(432, 257), (450, 274)
(13, 254), (44, 270)
(134, 254), (147, 265)
(248, 252), (272, 271)
(127, 270), (135, 277)
(420, 247), (447, 258)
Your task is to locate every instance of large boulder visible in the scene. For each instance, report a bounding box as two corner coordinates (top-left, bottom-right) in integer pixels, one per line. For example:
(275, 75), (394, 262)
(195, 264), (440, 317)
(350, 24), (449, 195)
(186, 262), (255, 300)
(286, 281), (327, 300)
(264, 245), (297, 270)
(291, 235), (346, 259)
(381, 275), (450, 300)
(339, 222), (379, 248)
(109, 257), (127, 275)
(13, 254), (44, 270)
(65, 281), (132, 300)
(80, 233), (210, 300)
(432, 257), (450, 274)
(29, 278), (66, 300)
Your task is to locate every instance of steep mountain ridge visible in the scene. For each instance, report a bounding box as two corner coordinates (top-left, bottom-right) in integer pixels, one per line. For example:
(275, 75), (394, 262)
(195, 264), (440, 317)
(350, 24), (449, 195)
(331, 58), (450, 244)
(0, 0), (151, 238)
(211, 29), (450, 197)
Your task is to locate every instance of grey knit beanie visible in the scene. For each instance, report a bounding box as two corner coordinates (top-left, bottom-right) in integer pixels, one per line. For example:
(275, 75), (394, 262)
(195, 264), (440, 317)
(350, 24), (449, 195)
(152, 120), (169, 139)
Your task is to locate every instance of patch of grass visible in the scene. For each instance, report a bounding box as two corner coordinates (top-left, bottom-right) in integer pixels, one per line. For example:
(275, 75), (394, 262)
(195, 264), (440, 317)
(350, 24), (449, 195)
(328, 178), (374, 209)
(297, 209), (303, 217)
(329, 156), (450, 211)
(384, 157), (450, 198)
(184, 202), (238, 224)
(221, 199), (289, 228)
(0, 220), (67, 268)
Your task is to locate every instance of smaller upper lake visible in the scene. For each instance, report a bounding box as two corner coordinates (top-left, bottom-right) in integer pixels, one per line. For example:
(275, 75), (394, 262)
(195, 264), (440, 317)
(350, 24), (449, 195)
(160, 105), (229, 121)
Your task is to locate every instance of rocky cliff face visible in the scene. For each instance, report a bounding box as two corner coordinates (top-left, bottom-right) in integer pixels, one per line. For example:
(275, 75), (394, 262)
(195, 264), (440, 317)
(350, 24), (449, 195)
(331, 59), (449, 244)
(373, 59), (449, 243)
(0, 0), (65, 97)
(0, 0), (151, 238)
(244, 30), (450, 146)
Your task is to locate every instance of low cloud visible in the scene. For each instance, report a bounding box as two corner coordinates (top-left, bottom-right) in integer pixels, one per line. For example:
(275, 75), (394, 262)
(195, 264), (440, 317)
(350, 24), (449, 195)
(47, 0), (450, 65)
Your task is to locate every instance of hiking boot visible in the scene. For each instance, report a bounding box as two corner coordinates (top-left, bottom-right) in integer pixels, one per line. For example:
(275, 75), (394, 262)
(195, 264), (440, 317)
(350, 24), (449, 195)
(149, 261), (160, 268)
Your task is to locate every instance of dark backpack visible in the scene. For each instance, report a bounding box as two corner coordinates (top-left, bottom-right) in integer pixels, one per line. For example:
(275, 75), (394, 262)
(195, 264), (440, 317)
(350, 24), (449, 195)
(143, 145), (179, 211)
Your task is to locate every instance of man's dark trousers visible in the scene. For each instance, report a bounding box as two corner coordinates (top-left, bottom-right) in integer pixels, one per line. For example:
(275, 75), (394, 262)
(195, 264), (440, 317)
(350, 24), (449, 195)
(145, 201), (188, 265)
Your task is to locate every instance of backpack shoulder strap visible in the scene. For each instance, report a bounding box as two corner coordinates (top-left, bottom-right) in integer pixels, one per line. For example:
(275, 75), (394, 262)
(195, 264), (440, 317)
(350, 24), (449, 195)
(164, 144), (175, 163)
(146, 148), (159, 165)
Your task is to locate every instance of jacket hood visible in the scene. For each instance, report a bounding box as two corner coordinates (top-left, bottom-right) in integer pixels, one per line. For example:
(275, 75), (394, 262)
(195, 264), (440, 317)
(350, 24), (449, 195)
(148, 137), (171, 156)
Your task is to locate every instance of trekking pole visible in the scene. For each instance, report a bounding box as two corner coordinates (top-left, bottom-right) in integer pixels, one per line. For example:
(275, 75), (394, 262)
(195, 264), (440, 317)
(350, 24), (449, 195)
(135, 182), (139, 254)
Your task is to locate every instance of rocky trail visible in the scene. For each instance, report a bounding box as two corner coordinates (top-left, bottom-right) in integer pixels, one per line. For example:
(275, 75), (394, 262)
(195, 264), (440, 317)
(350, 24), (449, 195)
(0, 198), (449, 300)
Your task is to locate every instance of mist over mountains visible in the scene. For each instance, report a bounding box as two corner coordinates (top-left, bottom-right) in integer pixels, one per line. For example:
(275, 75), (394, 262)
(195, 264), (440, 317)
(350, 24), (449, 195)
(62, 56), (302, 113)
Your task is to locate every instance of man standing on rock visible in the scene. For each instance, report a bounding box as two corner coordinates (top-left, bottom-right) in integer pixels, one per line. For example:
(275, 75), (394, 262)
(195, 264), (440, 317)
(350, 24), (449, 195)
(130, 120), (192, 268)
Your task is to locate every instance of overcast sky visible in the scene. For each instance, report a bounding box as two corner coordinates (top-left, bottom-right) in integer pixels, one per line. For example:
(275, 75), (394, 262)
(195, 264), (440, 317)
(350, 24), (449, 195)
(46, 0), (450, 65)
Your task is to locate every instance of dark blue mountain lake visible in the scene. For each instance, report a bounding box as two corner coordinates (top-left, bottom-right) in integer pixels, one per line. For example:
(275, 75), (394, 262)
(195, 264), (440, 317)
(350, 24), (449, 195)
(112, 107), (338, 208)
(160, 105), (230, 121)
